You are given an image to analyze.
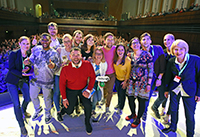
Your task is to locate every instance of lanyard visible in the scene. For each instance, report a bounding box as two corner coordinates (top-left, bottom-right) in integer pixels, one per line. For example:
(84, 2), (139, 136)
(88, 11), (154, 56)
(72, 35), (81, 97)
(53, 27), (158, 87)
(21, 56), (25, 69)
(150, 45), (154, 56)
(178, 53), (189, 76)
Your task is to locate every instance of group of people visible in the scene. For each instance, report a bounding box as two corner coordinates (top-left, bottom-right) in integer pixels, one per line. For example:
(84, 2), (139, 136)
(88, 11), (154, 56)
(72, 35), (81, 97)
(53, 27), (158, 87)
(127, 3), (200, 20)
(4, 21), (200, 137)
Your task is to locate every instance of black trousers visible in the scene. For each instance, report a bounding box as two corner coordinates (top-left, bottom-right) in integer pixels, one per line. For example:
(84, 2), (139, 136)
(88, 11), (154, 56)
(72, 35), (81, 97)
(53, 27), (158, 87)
(61, 88), (92, 125)
(128, 96), (147, 119)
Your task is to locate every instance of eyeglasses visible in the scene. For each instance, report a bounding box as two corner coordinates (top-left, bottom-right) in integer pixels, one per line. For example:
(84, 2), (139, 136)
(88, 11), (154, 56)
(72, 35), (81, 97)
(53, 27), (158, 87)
(64, 41), (71, 43)
(132, 41), (139, 45)
(95, 53), (102, 56)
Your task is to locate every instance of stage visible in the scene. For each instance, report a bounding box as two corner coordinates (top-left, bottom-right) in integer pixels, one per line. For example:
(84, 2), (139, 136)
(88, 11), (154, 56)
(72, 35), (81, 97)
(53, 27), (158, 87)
(0, 93), (199, 137)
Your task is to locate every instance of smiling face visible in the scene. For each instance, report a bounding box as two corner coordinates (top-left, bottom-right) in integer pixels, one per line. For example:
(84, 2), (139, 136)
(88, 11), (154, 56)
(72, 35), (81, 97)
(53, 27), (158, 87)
(116, 45), (125, 58)
(173, 46), (186, 60)
(48, 25), (58, 37)
(105, 35), (114, 49)
(131, 39), (141, 51)
(19, 39), (30, 53)
(74, 33), (83, 45)
(140, 36), (152, 50)
(164, 34), (174, 50)
(40, 35), (51, 50)
(63, 37), (72, 50)
(86, 36), (94, 47)
(94, 49), (103, 61)
(70, 50), (82, 65)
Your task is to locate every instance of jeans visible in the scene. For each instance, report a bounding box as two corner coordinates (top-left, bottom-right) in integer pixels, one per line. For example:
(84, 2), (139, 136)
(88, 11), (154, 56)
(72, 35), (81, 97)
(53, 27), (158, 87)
(115, 78), (126, 110)
(29, 81), (53, 117)
(7, 81), (30, 127)
(152, 78), (165, 109)
(53, 75), (61, 112)
(91, 82), (102, 111)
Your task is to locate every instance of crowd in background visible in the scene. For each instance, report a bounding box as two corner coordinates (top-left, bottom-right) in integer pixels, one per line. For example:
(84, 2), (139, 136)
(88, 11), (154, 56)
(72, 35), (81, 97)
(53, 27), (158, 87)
(0, 33), (128, 93)
(124, 3), (200, 21)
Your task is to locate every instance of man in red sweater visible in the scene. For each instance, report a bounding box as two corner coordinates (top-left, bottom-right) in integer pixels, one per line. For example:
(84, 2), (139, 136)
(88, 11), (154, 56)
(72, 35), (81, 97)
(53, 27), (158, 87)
(59, 47), (96, 135)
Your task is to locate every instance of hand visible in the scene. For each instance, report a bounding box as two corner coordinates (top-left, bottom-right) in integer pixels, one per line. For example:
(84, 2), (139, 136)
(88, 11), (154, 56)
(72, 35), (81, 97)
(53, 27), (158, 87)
(164, 92), (169, 98)
(156, 79), (161, 87)
(63, 99), (69, 109)
(195, 96), (200, 102)
(23, 57), (30, 65)
(48, 59), (55, 69)
(32, 36), (37, 45)
(22, 66), (30, 73)
(82, 90), (90, 98)
(145, 85), (151, 92)
(121, 81), (128, 89)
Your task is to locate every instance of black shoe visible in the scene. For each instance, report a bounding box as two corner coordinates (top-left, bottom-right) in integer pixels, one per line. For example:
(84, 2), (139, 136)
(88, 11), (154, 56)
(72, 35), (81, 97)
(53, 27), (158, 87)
(162, 127), (175, 133)
(24, 112), (31, 118)
(151, 106), (161, 119)
(75, 106), (80, 115)
(20, 126), (28, 136)
(57, 112), (63, 122)
(85, 122), (92, 135)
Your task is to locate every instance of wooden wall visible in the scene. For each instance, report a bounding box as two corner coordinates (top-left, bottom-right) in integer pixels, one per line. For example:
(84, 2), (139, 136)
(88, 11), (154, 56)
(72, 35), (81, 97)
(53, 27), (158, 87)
(0, 9), (200, 56)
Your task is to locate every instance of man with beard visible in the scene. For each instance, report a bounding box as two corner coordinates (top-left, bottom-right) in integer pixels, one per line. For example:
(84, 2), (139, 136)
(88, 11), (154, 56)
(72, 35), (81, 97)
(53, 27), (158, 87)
(101, 32), (116, 114)
(72, 30), (84, 48)
(48, 22), (63, 50)
(23, 33), (60, 124)
(59, 47), (95, 135)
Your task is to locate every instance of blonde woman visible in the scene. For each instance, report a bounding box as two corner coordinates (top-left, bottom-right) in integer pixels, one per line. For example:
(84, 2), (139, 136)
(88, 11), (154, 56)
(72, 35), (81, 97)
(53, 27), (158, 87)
(91, 48), (107, 115)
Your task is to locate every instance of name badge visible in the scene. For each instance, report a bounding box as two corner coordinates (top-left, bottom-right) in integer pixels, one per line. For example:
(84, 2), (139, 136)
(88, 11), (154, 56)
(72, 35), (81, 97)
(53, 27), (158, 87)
(174, 75), (181, 83)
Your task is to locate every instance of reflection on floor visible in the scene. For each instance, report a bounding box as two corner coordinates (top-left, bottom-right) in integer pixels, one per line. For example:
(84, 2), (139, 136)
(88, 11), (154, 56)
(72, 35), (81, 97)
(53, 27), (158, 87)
(0, 93), (200, 137)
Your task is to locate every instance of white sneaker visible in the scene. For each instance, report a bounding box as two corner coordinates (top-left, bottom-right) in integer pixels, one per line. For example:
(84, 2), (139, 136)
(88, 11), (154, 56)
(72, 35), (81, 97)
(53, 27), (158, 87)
(160, 107), (165, 116)
(162, 114), (169, 124)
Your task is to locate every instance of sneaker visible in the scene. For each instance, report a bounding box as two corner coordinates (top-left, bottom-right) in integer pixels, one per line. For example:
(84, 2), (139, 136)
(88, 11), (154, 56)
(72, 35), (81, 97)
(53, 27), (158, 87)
(162, 114), (169, 124)
(57, 112), (63, 122)
(20, 126), (28, 136)
(75, 106), (80, 115)
(91, 110), (96, 115)
(151, 106), (161, 119)
(24, 112), (31, 118)
(125, 114), (137, 121)
(100, 98), (106, 105)
(142, 112), (147, 121)
(105, 107), (111, 113)
(160, 107), (165, 116)
(131, 118), (141, 128)
(32, 107), (42, 121)
(85, 122), (92, 135)
(45, 115), (52, 124)
(116, 108), (122, 115)
(114, 105), (119, 110)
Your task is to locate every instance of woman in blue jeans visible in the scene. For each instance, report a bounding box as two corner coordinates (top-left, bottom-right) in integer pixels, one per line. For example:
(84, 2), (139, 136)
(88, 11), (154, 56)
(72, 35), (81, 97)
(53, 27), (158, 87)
(54, 34), (72, 122)
(5, 36), (32, 136)
(91, 48), (107, 115)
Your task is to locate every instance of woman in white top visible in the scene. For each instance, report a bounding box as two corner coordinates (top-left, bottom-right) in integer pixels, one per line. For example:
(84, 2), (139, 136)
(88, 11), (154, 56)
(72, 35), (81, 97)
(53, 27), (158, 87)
(91, 47), (107, 115)
(53, 34), (72, 122)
